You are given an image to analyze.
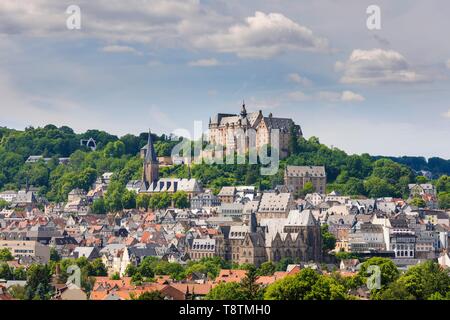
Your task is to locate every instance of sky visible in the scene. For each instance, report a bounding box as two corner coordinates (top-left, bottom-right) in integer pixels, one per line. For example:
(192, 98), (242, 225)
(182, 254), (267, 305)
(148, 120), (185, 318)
(0, 0), (449, 159)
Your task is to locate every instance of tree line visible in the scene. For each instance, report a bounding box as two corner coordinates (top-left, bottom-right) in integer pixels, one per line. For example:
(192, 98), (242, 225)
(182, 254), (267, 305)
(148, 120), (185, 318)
(1, 125), (449, 208)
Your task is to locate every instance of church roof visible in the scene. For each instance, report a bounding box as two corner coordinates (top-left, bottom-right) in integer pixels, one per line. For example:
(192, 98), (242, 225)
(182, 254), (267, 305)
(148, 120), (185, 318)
(286, 209), (317, 227)
(148, 178), (202, 193)
(262, 117), (294, 132)
(258, 192), (293, 213)
(210, 108), (261, 128)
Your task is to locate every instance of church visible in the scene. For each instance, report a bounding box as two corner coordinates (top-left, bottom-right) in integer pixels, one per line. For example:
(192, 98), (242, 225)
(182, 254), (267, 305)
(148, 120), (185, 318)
(187, 210), (323, 266)
(208, 103), (302, 159)
(126, 130), (203, 199)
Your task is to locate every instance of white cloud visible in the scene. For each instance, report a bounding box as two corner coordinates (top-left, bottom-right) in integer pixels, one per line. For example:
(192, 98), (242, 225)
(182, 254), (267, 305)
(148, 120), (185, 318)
(0, 1), (66, 36)
(446, 59), (450, 69)
(316, 91), (341, 102)
(101, 45), (142, 55)
(340, 90), (365, 102)
(287, 91), (310, 102)
(443, 109), (450, 118)
(245, 97), (282, 110)
(195, 11), (329, 59)
(0, 0), (229, 47)
(188, 58), (220, 67)
(287, 73), (312, 86)
(336, 49), (425, 84)
(287, 90), (364, 103)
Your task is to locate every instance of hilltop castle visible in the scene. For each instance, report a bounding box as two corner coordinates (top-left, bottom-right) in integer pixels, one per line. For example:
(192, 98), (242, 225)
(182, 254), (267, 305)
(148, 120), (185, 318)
(208, 103), (302, 159)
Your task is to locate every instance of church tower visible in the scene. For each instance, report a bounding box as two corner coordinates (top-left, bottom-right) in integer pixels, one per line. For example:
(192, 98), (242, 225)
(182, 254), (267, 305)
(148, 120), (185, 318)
(143, 130), (159, 189)
(240, 101), (247, 118)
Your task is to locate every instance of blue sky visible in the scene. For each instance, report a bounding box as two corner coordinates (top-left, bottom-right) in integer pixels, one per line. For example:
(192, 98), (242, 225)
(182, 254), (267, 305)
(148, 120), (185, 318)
(0, 0), (449, 158)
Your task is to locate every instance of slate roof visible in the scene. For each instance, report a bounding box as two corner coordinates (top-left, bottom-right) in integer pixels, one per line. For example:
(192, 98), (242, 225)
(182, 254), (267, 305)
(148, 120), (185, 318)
(285, 165), (326, 177)
(258, 192), (293, 213)
(286, 209), (317, 227)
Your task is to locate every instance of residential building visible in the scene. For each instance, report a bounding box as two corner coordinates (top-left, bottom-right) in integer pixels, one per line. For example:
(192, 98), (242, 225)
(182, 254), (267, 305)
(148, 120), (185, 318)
(0, 190), (17, 203)
(284, 165), (327, 195)
(348, 223), (385, 253)
(0, 240), (50, 263)
(190, 192), (221, 209)
(257, 192), (296, 220)
(408, 183), (436, 197)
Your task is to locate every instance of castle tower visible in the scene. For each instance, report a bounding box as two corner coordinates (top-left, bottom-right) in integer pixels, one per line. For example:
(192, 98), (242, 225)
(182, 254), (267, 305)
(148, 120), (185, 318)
(143, 130), (159, 189)
(240, 101), (247, 118)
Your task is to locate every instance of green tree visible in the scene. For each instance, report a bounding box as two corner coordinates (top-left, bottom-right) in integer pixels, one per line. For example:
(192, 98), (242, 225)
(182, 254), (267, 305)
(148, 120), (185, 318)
(103, 140), (126, 158)
(50, 247), (61, 262)
(91, 197), (107, 214)
(8, 284), (27, 300)
(364, 176), (398, 198)
(136, 193), (151, 210)
(25, 264), (52, 300)
(438, 192), (450, 210)
(133, 290), (165, 300)
(343, 178), (365, 196)
(33, 283), (47, 300)
(149, 192), (172, 210)
(205, 282), (247, 300)
(0, 199), (8, 209)
(379, 281), (415, 300)
(410, 197), (426, 208)
(86, 259), (108, 276)
(436, 175), (450, 193)
(110, 272), (121, 280)
(321, 224), (336, 253)
(121, 189), (137, 209)
(302, 181), (315, 195)
(264, 268), (320, 300)
(257, 262), (276, 276)
(104, 181), (126, 212)
(13, 267), (27, 280)
(275, 257), (294, 272)
(334, 252), (359, 261)
(306, 275), (347, 300)
(172, 191), (189, 209)
(0, 263), (13, 279)
(416, 175), (428, 184)
(240, 266), (263, 300)
(395, 261), (450, 300)
(0, 248), (14, 261)
(358, 257), (399, 296)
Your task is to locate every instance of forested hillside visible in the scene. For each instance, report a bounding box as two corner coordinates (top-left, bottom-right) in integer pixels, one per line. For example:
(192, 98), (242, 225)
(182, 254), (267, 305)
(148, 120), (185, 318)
(0, 125), (179, 202)
(372, 155), (450, 177)
(0, 125), (449, 207)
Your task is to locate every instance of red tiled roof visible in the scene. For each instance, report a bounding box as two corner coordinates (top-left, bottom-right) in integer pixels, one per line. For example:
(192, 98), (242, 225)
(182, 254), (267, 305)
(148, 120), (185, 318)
(214, 269), (248, 283)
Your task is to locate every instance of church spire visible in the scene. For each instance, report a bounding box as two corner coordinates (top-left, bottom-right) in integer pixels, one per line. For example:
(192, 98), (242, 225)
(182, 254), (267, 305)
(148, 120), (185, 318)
(145, 129), (157, 164)
(143, 129), (159, 189)
(240, 100), (247, 118)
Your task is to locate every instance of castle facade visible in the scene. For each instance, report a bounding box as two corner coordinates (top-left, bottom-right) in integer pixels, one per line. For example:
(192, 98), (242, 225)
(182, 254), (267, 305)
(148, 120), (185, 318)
(208, 104), (302, 159)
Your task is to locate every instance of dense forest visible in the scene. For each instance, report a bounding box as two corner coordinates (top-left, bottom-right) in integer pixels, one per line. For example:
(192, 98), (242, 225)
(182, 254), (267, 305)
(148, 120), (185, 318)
(0, 125), (449, 208)
(372, 155), (450, 178)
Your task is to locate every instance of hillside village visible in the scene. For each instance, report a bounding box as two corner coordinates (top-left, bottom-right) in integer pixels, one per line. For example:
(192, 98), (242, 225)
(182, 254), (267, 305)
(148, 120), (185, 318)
(1, 108), (450, 301)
